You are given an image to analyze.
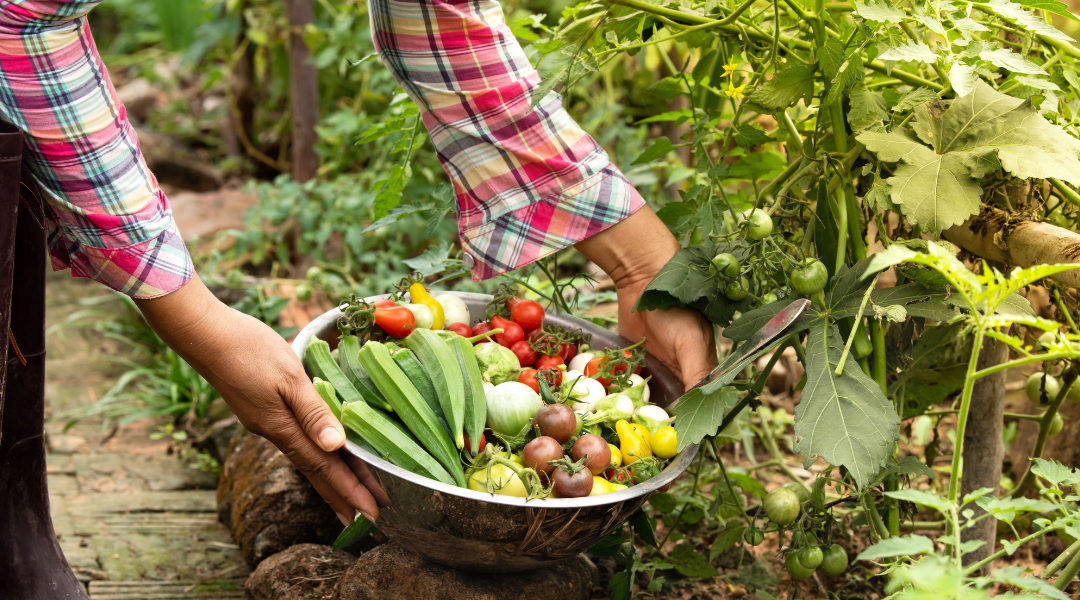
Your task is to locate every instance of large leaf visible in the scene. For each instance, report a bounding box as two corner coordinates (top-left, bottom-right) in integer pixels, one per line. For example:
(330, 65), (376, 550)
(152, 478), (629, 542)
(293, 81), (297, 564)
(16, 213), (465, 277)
(890, 322), (970, 417)
(879, 41), (938, 63)
(857, 81), (1080, 233)
(855, 0), (905, 22)
(857, 535), (935, 560)
(672, 387), (740, 452)
(988, 0), (1075, 40)
(635, 247), (713, 310)
(795, 318), (900, 489)
(632, 137), (675, 165)
(748, 63), (815, 111)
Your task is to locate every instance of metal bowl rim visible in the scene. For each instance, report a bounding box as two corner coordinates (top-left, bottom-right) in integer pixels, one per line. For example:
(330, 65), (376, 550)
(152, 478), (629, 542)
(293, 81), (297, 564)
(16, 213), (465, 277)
(292, 293), (699, 509)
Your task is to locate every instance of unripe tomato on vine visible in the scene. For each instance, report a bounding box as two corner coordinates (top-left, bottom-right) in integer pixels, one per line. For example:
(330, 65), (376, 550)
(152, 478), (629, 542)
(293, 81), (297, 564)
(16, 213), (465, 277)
(743, 208), (774, 240)
(790, 258), (828, 296)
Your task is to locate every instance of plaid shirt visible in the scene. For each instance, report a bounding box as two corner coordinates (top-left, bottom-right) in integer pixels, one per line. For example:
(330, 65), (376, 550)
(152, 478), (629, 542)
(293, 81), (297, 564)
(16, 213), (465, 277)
(0, 0), (642, 296)
(0, 0), (192, 299)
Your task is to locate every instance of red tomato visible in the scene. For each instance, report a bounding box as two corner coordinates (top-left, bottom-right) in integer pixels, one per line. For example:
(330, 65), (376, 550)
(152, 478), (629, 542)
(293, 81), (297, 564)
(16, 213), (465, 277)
(491, 315), (525, 348)
(510, 340), (537, 367)
(446, 322), (473, 337)
(373, 306), (416, 338)
(538, 366), (563, 387)
(373, 298), (397, 309)
(518, 369), (541, 394)
(584, 351), (640, 386)
(472, 322), (493, 339)
(558, 342), (577, 363)
(604, 468), (631, 484)
(536, 354), (564, 370)
(463, 431), (486, 457)
(509, 299), (545, 331)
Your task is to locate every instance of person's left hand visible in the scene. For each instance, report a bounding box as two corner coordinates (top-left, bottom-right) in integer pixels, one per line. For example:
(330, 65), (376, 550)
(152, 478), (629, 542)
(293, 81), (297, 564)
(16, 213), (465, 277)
(616, 281), (716, 391)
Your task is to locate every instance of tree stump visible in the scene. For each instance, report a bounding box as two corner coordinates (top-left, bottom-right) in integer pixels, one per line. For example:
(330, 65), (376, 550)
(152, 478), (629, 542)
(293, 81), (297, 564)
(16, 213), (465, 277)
(245, 544), (355, 600)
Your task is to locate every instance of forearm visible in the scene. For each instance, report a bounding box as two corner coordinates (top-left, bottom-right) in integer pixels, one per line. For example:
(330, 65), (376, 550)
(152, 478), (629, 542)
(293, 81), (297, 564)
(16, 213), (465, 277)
(574, 207), (678, 291)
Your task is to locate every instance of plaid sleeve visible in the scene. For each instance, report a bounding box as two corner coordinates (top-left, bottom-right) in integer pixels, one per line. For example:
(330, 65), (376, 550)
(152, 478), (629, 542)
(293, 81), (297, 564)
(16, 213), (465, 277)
(369, 0), (645, 281)
(0, 0), (193, 299)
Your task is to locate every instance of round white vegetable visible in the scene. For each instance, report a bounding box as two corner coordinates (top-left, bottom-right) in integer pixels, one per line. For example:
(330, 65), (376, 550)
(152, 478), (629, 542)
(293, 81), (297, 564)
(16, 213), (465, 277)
(401, 303), (435, 329)
(434, 293), (471, 326)
(485, 382), (543, 436)
(628, 373), (651, 403)
(482, 381), (495, 394)
(567, 352), (595, 374)
(635, 404), (670, 423)
(568, 377), (607, 412)
(612, 394), (635, 416)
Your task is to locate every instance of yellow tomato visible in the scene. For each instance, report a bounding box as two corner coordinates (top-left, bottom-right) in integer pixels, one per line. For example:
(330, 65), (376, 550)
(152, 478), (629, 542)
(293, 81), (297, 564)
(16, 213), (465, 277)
(467, 463), (527, 497)
(616, 419), (652, 465)
(409, 282), (445, 330)
(589, 476), (628, 496)
(608, 444), (622, 468)
(652, 426), (678, 459)
(629, 423), (652, 447)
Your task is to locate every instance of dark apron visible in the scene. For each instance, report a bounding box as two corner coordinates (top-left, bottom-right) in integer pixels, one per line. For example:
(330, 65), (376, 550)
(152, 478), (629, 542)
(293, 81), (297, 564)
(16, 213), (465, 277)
(0, 120), (87, 599)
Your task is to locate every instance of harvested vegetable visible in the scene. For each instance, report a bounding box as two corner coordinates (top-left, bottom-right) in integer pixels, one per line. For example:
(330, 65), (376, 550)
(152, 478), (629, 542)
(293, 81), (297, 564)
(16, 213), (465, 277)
(405, 329), (466, 449)
(434, 293), (470, 326)
(485, 382), (543, 438)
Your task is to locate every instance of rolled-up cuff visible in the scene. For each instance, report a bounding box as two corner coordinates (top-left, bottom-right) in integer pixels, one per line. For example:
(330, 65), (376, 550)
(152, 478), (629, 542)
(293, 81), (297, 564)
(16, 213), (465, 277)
(459, 164), (645, 281)
(48, 219), (194, 299)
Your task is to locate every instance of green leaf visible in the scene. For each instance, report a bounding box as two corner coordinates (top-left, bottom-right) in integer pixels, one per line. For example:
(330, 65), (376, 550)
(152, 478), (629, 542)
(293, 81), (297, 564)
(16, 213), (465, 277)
(892, 87), (942, 113)
(1030, 458), (1080, 487)
(727, 152), (787, 179)
(864, 178), (898, 212)
(333, 514), (374, 550)
(672, 387), (740, 452)
(889, 455), (936, 480)
(530, 68), (568, 109)
(890, 322), (970, 418)
(980, 47), (1048, 74)
(589, 533), (628, 558)
(856, 535), (935, 560)
(670, 544), (719, 578)
(734, 124), (772, 147)
(607, 571), (631, 600)
(949, 61), (980, 97)
(635, 247), (713, 310)
(879, 41), (939, 63)
(884, 489), (951, 512)
(748, 63), (815, 111)
(795, 318), (901, 489)
(632, 137), (676, 165)
(855, 0), (905, 21)
(648, 77), (686, 100)
(984, 567), (1071, 600)
(820, 38), (848, 80)
(630, 509), (659, 547)
(638, 109), (695, 123)
(649, 492), (679, 513)
(710, 526), (745, 560)
(814, 184), (841, 277)
(373, 163), (409, 220)
(848, 90), (888, 132)
(403, 241), (454, 275)
(988, 0), (1075, 40)
(1015, 75), (1061, 90)
(1018, 0), (1080, 21)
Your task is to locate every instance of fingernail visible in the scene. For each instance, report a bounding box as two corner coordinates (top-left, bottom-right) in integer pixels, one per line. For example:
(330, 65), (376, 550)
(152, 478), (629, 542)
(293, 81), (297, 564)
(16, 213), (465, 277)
(359, 511), (375, 523)
(335, 512), (351, 527)
(318, 426), (344, 451)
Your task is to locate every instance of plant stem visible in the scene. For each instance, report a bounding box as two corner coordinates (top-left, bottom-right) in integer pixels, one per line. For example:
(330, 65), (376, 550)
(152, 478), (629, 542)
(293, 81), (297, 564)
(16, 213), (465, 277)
(836, 273), (879, 376)
(963, 525), (1062, 576)
(948, 325), (985, 504)
(1009, 367), (1076, 498)
(1055, 539), (1080, 591)
(1050, 178), (1080, 207)
(869, 319), (887, 392)
(712, 439), (753, 522)
(1042, 539), (1080, 579)
(862, 493), (890, 541)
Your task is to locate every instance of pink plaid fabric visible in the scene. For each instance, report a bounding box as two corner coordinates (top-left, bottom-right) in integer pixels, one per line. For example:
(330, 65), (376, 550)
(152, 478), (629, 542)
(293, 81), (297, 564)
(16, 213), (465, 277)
(370, 0), (645, 280)
(0, 0), (192, 298)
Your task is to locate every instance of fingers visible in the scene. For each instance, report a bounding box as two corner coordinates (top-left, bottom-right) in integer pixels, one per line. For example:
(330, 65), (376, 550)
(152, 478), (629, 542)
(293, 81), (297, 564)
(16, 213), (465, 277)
(679, 311), (718, 391)
(281, 371), (346, 453)
(344, 453), (390, 507)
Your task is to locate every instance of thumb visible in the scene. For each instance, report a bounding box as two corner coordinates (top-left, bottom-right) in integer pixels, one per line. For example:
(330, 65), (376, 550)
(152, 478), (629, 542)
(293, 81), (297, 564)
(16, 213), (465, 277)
(284, 373), (346, 452)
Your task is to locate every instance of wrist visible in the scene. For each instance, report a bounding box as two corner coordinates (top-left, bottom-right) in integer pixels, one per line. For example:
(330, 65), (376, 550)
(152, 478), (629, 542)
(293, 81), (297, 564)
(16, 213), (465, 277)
(574, 207), (678, 292)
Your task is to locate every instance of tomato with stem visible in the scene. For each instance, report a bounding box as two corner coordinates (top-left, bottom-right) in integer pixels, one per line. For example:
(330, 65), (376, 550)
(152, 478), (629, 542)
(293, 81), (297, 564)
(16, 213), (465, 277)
(522, 436), (564, 476)
(724, 276), (749, 301)
(510, 340), (537, 367)
(744, 208), (774, 240)
(534, 403), (577, 443)
(763, 487), (800, 525)
(791, 258), (828, 296)
(819, 544), (848, 576)
(374, 306), (416, 338)
(712, 252), (740, 277)
(508, 298), (545, 331)
(571, 434), (612, 475)
(491, 315), (524, 348)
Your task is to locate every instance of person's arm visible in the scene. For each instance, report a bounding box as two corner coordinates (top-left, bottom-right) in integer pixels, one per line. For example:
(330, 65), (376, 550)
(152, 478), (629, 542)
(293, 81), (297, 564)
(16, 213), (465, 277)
(0, 1), (386, 524)
(370, 0), (715, 386)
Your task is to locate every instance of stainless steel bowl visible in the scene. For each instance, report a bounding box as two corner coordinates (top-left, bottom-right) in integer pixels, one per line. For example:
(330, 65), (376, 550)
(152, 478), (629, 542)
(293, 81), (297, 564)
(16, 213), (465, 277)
(292, 292), (699, 572)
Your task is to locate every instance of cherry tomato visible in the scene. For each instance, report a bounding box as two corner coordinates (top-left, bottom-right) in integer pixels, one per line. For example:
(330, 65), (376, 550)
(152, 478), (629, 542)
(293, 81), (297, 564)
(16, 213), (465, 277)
(463, 431), (487, 457)
(509, 298), (545, 331)
(711, 252), (740, 278)
(785, 551), (815, 581)
(472, 322), (493, 339)
(652, 426), (678, 459)
(373, 298), (398, 309)
(791, 258), (828, 296)
(572, 434), (612, 475)
(552, 467), (593, 498)
(605, 468), (631, 484)
(522, 436), (564, 476)
(446, 322), (473, 338)
(1026, 373), (1062, 405)
(724, 277), (749, 301)
(518, 369), (541, 394)
(537, 366), (562, 387)
(558, 342), (578, 363)
(491, 315), (525, 348)
(744, 208), (774, 240)
(536, 354), (564, 370)
(1050, 413), (1065, 436)
(782, 481), (811, 503)
(534, 403), (577, 443)
(510, 340), (537, 367)
(743, 529), (764, 546)
(373, 306), (416, 338)
(295, 284), (313, 302)
(763, 487), (801, 525)
(761, 292), (778, 305)
(798, 546), (823, 570)
(819, 544), (849, 576)
(584, 351), (640, 387)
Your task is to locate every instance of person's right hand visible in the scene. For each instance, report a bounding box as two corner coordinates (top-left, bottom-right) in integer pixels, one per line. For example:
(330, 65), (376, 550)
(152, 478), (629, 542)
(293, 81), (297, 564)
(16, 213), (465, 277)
(134, 276), (389, 526)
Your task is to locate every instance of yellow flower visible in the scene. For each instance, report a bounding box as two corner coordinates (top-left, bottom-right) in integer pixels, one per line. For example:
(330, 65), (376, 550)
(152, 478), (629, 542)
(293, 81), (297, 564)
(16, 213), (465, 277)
(722, 61), (739, 77)
(725, 83), (746, 99)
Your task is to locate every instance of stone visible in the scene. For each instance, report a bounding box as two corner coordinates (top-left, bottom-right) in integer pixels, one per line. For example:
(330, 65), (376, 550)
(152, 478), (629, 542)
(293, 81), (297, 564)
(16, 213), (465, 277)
(330, 541), (598, 600)
(115, 78), (161, 122)
(218, 431), (341, 567)
(169, 189), (258, 240)
(245, 544), (355, 600)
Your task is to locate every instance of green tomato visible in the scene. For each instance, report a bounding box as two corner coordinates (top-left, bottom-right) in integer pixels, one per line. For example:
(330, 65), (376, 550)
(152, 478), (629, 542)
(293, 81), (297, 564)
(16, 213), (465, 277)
(763, 487), (801, 525)
(743, 528), (764, 546)
(819, 544), (848, 576)
(744, 209), (774, 241)
(782, 481), (811, 504)
(790, 259), (828, 296)
(712, 253), (741, 278)
(724, 276), (750, 301)
(306, 266), (324, 281)
(1050, 413), (1065, 437)
(761, 292), (778, 306)
(798, 546), (823, 570)
(1026, 373), (1062, 406)
(785, 551), (815, 581)
(1038, 331), (1056, 349)
(1068, 382), (1080, 404)
(295, 284), (313, 302)
(851, 326), (873, 360)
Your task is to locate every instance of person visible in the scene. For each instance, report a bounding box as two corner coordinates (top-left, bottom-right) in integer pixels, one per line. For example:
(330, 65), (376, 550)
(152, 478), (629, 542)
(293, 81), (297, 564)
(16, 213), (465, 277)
(0, 0), (714, 597)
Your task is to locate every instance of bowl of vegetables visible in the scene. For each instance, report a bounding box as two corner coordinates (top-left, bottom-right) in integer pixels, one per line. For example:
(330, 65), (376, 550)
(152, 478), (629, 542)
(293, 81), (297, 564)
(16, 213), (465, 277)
(292, 288), (700, 573)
